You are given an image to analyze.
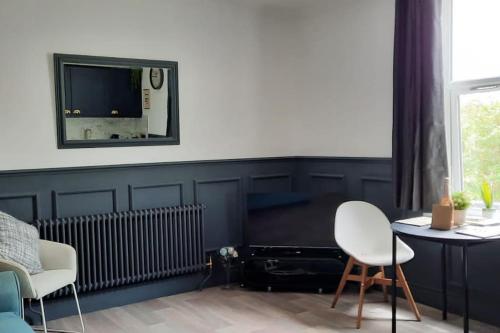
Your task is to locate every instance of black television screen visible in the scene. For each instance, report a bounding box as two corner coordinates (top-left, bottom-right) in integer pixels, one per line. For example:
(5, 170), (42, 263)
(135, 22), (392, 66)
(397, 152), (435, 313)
(246, 192), (346, 248)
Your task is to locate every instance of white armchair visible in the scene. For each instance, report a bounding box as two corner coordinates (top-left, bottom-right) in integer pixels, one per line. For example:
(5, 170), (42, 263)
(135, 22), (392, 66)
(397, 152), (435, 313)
(0, 240), (84, 333)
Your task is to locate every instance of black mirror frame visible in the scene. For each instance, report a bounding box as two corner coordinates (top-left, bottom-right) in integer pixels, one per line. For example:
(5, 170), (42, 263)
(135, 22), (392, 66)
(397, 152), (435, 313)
(54, 53), (180, 149)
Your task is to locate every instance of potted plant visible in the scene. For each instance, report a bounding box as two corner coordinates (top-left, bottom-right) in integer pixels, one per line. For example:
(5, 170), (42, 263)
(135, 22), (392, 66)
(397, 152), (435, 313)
(452, 192), (470, 226)
(481, 181), (496, 218)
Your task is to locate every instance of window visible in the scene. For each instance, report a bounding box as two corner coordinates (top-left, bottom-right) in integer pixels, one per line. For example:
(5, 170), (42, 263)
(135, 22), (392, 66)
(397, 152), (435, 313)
(448, 0), (500, 211)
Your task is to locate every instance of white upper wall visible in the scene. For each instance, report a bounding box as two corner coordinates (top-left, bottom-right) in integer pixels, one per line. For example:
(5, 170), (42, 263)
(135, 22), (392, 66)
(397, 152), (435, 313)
(0, 0), (297, 170)
(0, 0), (394, 171)
(294, 0), (395, 157)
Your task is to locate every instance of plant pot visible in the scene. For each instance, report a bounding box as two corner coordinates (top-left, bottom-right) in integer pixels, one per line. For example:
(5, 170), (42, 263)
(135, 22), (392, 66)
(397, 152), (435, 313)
(482, 208), (497, 219)
(453, 209), (467, 226)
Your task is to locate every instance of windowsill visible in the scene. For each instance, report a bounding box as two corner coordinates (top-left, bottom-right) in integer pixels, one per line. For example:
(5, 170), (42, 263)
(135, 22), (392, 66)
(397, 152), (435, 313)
(422, 201), (499, 219)
(466, 201), (499, 218)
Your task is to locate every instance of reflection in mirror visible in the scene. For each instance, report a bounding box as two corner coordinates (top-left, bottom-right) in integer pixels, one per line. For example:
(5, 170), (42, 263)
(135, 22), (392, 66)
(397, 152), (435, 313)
(64, 65), (169, 140)
(54, 54), (179, 148)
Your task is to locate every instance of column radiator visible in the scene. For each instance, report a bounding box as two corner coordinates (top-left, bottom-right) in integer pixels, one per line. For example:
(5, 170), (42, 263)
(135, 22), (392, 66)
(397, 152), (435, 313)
(35, 205), (206, 298)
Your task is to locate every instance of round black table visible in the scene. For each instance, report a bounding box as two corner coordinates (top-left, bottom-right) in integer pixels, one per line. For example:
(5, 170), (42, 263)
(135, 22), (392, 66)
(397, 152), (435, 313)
(391, 222), (500, 333)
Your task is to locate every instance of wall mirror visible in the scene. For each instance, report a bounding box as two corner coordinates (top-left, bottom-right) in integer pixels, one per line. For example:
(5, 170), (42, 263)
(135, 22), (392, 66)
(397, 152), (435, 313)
(54, 54), (179, 148)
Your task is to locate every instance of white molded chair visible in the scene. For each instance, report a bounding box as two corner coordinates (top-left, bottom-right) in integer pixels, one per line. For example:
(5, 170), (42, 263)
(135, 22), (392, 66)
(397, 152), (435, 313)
(331, 201), (420, 329)
(0, 240), (85, 333)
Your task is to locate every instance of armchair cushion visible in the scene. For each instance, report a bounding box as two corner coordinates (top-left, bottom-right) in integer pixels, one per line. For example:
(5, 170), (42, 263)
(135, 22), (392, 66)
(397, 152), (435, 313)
(30, 240), (77, 299)
(0, 271), (22, 315)
(0, 240), (78, 299)
(0, 272), (33, 333)
(0, 211), (43, 274)
(0, 313), (33, 333)
(39, 240), (77, 273)
(0, 259), (37, 299)
(30, 269), (75, 299)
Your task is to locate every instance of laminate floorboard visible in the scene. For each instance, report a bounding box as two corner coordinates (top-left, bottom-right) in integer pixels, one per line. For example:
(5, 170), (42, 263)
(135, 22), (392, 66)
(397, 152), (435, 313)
(48, 287), (500, 332)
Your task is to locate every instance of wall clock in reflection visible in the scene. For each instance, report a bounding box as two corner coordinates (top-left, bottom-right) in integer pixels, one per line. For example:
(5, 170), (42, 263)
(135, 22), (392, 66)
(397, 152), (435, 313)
(149, 68), (164, 90)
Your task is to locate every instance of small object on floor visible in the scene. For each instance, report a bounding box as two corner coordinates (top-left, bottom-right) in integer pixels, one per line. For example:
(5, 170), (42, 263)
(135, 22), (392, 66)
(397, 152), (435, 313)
(219, 246), (239, 290)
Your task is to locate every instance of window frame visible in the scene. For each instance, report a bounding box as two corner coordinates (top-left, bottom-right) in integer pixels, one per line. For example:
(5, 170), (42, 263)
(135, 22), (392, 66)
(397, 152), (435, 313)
(449, 79), (500, 193)
(444, 0), (500, 203)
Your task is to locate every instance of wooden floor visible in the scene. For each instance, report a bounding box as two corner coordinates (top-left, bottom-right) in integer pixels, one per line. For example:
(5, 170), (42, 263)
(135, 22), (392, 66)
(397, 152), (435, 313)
(49, 287), (499, 333)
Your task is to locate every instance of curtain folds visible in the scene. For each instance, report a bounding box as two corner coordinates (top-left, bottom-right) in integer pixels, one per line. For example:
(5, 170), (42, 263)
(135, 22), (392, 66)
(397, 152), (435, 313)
(393, 0), (448, 211)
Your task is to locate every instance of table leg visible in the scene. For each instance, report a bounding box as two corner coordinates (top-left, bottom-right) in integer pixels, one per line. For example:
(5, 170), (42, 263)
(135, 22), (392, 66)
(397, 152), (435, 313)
(392, 232), (397, 333)
(442, 243), (448, 320)
(463, 244), (469, 333)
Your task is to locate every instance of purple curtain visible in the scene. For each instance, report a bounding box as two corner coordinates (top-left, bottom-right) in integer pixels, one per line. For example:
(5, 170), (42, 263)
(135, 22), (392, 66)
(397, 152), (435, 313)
(393, 0), (448, 211)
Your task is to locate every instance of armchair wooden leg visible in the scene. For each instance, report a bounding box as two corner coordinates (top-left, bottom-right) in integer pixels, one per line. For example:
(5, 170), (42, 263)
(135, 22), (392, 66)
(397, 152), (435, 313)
(356, 264), (369, 329)
(380, 266), (388, 302)
(396, 265), (421, 321)
(331, 256), (355, 308)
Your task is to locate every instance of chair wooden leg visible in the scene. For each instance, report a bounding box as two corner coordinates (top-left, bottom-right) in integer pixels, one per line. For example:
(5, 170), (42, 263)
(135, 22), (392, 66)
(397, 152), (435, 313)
(396, 265), (421, 321)
(380, 266), (388, 302)
(331, 256), (355, 308)
(356, 264), (369, 329)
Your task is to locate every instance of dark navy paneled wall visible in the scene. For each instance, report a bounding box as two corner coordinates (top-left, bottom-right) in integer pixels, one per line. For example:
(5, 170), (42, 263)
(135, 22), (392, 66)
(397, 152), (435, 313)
(0, 157), (397, 252)
(295, 157), (401, 220)
(1, 156), (499, 327)
(0, 158), (297, 251)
